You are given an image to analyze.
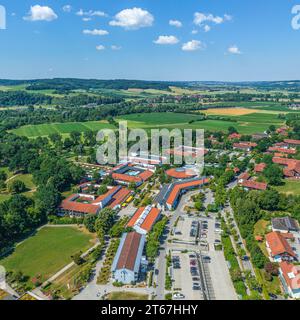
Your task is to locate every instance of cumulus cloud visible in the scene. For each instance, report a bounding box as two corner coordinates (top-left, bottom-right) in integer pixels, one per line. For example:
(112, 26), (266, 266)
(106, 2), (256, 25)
(76, 9), (107, 17)
(204, 25), (211, 32)
(109, 7), (154, 30)
(191, 29), (198, 35)
(182, 40), (205, 51)
(83, 29), (109, 36)
(154, 35), (179, 45)
(194, 12), (232, 26)
(227, 45), (242, 54)
(111, 45), (122, 50)
(62, 5), (72, 13)
(96, 45), (105, 51)
(24, 5), (58, 22)
(169, 19), (182, 28)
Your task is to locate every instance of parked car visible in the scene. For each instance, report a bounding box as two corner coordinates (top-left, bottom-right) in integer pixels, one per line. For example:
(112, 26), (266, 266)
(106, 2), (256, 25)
(189, 254), (196, 259)
(173, 293), (185, 300)
(192, 283), (201, 290)
(190, 259), (197, 266)
(192, 277), (200, 281)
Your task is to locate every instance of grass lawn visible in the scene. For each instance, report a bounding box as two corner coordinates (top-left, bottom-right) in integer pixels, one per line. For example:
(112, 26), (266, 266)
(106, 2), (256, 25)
(8, 174), (36, 190)
(0, 193), (11, 203)
(107, 291), (149, 300)
(275, 180), (300, 196)
(0, 226), (94, 282)
(254, 220), (270, 257)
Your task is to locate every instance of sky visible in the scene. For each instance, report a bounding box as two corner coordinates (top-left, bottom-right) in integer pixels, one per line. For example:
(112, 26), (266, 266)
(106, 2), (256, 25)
(0, 0), (299, 81)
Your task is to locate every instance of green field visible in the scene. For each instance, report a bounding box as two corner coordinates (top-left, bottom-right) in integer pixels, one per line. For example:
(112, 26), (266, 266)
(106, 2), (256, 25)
(11, 121), (116, 138)
(107, 292), (149, 300)
(10, 110), (288, 137)
(275, 180), (300, 196)
(0, 227), (93, 281)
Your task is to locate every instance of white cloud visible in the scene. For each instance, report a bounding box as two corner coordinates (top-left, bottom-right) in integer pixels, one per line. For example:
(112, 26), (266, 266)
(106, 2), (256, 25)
(169, 19), (182, 28)
(82, 17), (92, 22)
(182, 40), (205, 51)
(111, 45), (122, 50)
(191, 29), (198, 35)
(227, 45), (242, 54)
(24, 5), (58, 22)
(204, 25), (211, 32)
(109, 7), (154, 30)
(83, 29), (109, 36)
(76, 9), (107, 17)
(194, 12), (232, 26)
(96, 45), (105, 51)
(62, 5), (72, 13)
(154, 35), (179, 45)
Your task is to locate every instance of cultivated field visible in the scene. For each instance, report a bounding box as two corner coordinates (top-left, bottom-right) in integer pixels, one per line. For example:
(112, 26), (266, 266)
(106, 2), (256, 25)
(0, 226), (94, 282)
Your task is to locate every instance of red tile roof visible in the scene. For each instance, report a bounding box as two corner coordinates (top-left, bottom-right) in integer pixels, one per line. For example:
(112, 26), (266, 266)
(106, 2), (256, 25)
(254, 163), (266, 173)
(233, 142), (257, 149)
(241, 180), (268, 190)
(228, 133), (241, 140)
(284, 139), (300, 145)
(166, 168), (198, 179)
(92, 186), (120, 204)
(116, 232), (142, 271)
(138, 170), (154, 181)
(60, 196), (99, 215)
(273, 157), (300, 177)
(266, 231), (296, 258)
(238, 172), (250, 181)
(127, 206), (161, 233)
(166, 178), (209, 206)
(108, 188), (131, 209)
(279, 261), (300, 290)
(268, 147), (297, 155)
(112, 173), (141, 184)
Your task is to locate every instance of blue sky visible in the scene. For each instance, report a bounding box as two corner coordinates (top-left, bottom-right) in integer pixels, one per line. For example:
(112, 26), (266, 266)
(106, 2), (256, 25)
(0, 0), (299, 81)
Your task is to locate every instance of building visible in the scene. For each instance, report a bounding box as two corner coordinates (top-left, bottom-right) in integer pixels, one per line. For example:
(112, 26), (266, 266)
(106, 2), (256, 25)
(127, 206), (161, 234)
(284, 139), (300, 147)
(279, 261), (300, 299)
(241, 180), (268, 191)
(254, 163), (266, 173)
(273, 157), (300, 178)
(228, 133), (241, 140)
(265, 231), (297, 262)
(123, 152), (165, 170)
(233, 142), (257, 152)
(154, 177), (209, 210)
(271, 217), (300, 234)
(58, 186), (130, 216)
(112, 163), (154, 187)
(166, 166), (198, 179)
(111, 232), (147, 284)
(238, 172), (250, 184)
(252, 133), (269, 140)
(268, 147), (296, 155)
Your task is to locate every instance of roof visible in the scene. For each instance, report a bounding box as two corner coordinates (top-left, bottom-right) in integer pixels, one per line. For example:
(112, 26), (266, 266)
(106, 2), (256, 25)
(284, 139), (300, 145)
(279, 261), (300, 290)
(233, 142), (257, 149)
(238, 172), (250, 181)
(108, 188), (131, 209)
(166, 178), (209, 206)
(254, 163), (266, 173)
(272, 217), (299, 232)
(60, 196), (100, 215)
(166, 168), (198, 179)
(266, 231), (296, 258)
(273, 157), (300, 177)
(228, 133), (241, 140)
(241, 180), (268, 190)
(127, 206), (161, 233)
(268, 147), (296, 155)
(115, 232), (143, 271)
(92, 186), (120, 204)
(138, 170), (154, 181)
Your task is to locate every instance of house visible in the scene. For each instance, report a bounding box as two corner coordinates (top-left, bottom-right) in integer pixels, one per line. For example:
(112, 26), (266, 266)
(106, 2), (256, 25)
(111, 232), (147, 284)
(273, 157), (300, 178)
(268, 147), (296, 155)
(122, 152), (165, 170)
(238, 172), (250, 184)
(265, 231), (297, 262)
(284, 139), (300, 147)
(127, 206), (161, 234)
(252, 133), (269, 141)
(241, 180), (268, 191)
(228, 133), (241, 140)
(279, 261), (300, 299)
(154, 177), (209, 210)
(271, 217), (300, 234)
(277, 127), (288, 136)
(254, 163), (266, 173)
(233, 142), (257, 152)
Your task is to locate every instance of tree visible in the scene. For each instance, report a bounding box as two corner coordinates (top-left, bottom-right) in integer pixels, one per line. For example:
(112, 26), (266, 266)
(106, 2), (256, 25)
(228, 126), (238, 135)
(84, 215), (97, 233)
(97, 185), (108, 196)
(71, 252), (84, 265)
(264, 164), (283, 186)
(264, 262), (279, 276)
(8, 180), (26, 194)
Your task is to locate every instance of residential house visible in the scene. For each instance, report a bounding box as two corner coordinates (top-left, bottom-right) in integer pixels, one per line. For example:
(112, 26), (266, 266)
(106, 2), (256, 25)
(279, 261), (300, 299)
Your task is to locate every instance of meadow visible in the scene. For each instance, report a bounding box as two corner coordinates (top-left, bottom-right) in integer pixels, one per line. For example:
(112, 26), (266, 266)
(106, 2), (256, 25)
(0, 226), (94, 283)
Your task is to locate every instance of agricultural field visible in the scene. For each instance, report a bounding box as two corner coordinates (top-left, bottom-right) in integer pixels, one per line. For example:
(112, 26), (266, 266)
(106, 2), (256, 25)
(11, 121), (116, 138)
(0, 226), (94, 283)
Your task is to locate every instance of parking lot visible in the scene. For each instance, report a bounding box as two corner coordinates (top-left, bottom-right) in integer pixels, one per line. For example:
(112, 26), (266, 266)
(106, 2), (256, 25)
(171, 251), (204, 300)
(172, 217), (199, 244)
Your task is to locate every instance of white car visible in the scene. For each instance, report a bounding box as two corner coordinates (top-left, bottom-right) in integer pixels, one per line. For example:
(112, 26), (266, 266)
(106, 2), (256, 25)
(173, 293), (185, 300)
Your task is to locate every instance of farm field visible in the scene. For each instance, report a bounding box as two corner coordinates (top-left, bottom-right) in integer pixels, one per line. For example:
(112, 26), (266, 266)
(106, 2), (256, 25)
(11, 121), (116, 138)
(203, 107), (285, 116)
(0, 226), (94, 283)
